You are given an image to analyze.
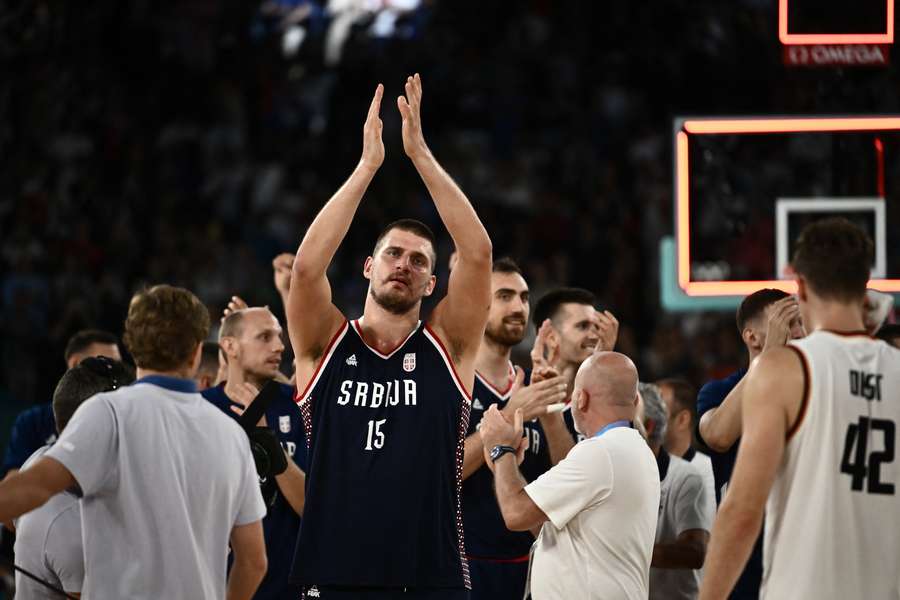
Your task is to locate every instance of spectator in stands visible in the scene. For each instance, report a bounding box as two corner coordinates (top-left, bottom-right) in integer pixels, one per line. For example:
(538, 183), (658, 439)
(480, 350), (658, 599)
(14, 357), (134, 599)
(643, 382), (714, 600)
(695, 289), (804, 599)
(1, 329), (123, 479)
(658, 378), (715, 506)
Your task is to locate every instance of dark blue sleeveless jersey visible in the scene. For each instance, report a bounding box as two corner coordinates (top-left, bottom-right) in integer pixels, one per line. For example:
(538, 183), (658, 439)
(290, 319), (472, 589)
(462, 366), (551, 559)
(202, 382), (307, 600)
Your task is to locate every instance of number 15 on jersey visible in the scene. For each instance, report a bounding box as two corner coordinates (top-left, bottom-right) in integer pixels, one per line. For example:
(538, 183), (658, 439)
(365, 419), (387, 450)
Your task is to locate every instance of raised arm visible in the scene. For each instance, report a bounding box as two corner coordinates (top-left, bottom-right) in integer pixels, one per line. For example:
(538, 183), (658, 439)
(397, 74), (492, 357)
(288, 84), (385, 366)
(699, 297), (799, 452)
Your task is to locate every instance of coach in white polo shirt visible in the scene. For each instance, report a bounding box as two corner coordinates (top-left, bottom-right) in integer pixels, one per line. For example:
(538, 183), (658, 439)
(480, 351), (660, 600)
(0, 285), (268, 600)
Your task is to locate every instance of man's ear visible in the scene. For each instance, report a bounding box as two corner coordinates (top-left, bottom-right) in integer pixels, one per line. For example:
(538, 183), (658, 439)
(742, 327), (757, 349)
(676, 409), (692, 431)
(220, 337), (238, 360)
(796, 275), (808, 302)
(573, 389), (587, 412)
(363, 256), (374, 280)
(423, 274), (437, 297)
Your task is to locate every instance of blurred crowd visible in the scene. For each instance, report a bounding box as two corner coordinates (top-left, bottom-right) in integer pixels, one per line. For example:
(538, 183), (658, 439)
(2, 0), (898, 424)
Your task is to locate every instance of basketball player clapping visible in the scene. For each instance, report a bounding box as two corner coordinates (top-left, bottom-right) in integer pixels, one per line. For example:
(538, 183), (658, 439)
(286, 74), (492, 600)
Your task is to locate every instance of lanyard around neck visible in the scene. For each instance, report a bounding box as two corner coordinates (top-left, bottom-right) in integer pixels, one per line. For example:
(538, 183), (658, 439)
(592, 420), (631, 439)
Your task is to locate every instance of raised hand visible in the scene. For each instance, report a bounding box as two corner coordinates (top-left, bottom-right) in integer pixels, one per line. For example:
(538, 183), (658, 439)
(397, 73), (430, 160)
(505, 366), (569, 421)
(361, 84), (385, 171)
(228, 382), (266, 426)
(480, 406), (526, 471)
(763, 296), (801, 352)
(222, 295), (249, 323)
(595, 310), (619, 352)
(863, 289), (894, 334)
(531, 319), (561, 372)
(272, 253), (294, 297)
(513, 410), (529, 466)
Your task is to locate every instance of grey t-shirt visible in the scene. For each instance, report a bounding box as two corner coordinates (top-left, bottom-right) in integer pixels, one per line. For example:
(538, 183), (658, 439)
(45, 377), (266, 600)
(649, 453), (715, 600)
(14, 445), (83, 600)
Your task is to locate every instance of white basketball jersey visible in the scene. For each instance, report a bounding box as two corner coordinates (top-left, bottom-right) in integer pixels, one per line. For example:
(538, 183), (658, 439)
(762, 330), (900, 600)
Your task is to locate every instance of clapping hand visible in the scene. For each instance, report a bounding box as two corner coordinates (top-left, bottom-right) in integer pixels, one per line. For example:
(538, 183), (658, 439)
(222, 296), (249, 323)
(397, 73), (430, 161)
(361, 84), (385, 171)
(480, 405), (528, 471)
(595, 310), (619, 352)
(272, 253), (294, 297)
(505, 366), (569, 421)
(531, 319), (561, 374)
(228, 382), (266, 426)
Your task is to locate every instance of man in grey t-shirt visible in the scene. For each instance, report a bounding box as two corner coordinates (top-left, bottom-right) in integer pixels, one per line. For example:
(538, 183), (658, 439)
(14, 357), (134, 599)
(641, 383), (714, 600)
(13, 446), (82, 600)
(0, 285), (268, 600)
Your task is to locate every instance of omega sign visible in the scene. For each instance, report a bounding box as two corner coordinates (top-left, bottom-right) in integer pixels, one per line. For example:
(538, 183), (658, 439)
(784, 44), (890, 66)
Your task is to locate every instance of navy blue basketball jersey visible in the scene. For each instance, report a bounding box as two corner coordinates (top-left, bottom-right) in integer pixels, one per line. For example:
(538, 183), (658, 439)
(462, 365), (551, 559)
(202, 382), (307, 600)
(290, 319), (472, 589)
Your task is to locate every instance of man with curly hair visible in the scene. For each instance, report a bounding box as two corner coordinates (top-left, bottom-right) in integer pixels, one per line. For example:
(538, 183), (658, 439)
(0, 285), (268, 600)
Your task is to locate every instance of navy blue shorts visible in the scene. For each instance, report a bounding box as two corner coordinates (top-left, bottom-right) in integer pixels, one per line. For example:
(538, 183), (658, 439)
(301, 587), (470, 599)
(467, 558), (528, 600)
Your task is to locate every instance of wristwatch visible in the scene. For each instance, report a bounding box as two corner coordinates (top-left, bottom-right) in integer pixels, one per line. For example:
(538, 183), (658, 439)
(489, 444), (517, 463)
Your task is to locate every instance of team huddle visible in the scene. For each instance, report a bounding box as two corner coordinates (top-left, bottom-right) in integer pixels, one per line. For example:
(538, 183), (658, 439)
(0, 75), (898, 600)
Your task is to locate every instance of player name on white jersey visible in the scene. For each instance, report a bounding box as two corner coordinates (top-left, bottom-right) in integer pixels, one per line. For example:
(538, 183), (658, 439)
(337, 379), (417, 408)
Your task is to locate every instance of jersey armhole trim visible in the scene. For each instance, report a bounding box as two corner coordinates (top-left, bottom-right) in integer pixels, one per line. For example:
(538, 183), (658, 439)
(785, 344), (811, 441)
(423, 324), (472, 402)
(296, 320), (350, 405)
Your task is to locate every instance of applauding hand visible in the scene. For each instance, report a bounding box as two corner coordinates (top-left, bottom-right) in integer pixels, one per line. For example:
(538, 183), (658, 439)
(360, 84), (385, 171)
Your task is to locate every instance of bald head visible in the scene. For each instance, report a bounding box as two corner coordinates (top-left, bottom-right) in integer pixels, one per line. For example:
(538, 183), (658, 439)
(220, 307), (275, 341)
(574, 351), (639, 408)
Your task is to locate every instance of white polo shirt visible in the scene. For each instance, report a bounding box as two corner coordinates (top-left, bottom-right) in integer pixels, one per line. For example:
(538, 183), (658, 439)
(525, 426), (660, 600)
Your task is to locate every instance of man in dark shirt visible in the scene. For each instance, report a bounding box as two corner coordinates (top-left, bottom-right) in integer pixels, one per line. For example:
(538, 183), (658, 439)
(695, 289), (804, 598)
(203, 306), (306, 600)
(458, 257), (568, 600)
(1, 330), (122, 479)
